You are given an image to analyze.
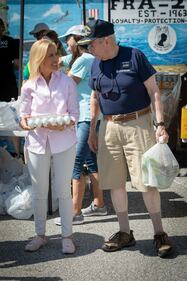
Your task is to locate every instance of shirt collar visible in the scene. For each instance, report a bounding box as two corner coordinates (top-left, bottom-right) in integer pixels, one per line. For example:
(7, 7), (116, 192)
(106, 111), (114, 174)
(36, 70), (60, 83)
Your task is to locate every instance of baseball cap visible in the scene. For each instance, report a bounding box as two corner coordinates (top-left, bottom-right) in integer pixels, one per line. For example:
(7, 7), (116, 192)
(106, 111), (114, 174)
(29, 23), (49, 35)
(59, 25), (89, 41)
(77, 19), (114, 45)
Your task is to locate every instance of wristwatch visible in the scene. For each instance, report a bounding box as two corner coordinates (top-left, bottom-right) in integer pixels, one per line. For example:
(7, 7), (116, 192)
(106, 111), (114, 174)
(155, 121), (165, 128)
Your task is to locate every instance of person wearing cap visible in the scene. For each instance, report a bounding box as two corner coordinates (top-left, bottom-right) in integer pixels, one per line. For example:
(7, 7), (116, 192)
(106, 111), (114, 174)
(22, 23), (50, 82)
(29, 22), (49, 40)
(23, 29), (66, 81)
(54, 25), (107, 226)
(78, 19), (172, 257)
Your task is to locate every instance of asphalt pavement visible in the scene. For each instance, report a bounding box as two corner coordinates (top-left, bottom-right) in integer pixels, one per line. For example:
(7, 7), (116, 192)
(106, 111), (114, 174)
(0, 169), (187, 281)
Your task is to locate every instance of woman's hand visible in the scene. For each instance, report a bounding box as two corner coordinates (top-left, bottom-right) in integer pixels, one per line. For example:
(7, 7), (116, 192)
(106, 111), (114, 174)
(20, 116), (32, 130)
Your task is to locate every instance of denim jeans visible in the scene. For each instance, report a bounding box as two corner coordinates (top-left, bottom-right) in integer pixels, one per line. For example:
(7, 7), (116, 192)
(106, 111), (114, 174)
(72, 121), (99, 180)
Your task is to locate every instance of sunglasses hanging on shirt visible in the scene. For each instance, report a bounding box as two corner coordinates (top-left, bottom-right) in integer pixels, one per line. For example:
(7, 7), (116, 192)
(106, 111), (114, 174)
(95, 60), (121, 101)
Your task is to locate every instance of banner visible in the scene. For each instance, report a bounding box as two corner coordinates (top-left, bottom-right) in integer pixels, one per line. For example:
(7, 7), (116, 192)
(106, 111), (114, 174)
(104, 0), (187, 65)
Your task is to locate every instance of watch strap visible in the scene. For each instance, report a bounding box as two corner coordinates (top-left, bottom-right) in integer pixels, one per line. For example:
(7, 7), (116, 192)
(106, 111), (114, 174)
(155, 121), (165, 127)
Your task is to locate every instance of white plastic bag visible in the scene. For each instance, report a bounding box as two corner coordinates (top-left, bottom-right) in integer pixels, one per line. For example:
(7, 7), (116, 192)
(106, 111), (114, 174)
(0, 100), (21, 131)
(5, 185), (33, 219)
(142, 143), (179, 189)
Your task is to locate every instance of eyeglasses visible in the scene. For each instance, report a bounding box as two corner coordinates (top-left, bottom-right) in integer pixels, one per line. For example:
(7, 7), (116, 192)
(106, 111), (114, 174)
(95, 72), (121, 101)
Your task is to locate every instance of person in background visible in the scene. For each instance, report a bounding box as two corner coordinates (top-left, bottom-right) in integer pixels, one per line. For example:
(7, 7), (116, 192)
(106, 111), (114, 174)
(23, 23), (50, 81)
(29, 22), (49, 40)
(23, 28), (66, 81)
(43, 30), (66, 57)
(20, 39), (79, 254)
(0, 18), (19, 102)
(54, 25), (107, 226)
(78, 19), (172, 257)
(0, 18), (20, 156)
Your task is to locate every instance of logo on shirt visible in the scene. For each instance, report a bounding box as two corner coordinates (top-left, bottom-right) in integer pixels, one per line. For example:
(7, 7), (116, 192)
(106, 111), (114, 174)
(116, 61), (132, 73)
(0, 39), (8, 48)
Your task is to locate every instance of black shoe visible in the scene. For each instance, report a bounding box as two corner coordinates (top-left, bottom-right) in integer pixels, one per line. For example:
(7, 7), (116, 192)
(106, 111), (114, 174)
(102, 230), (136, 252)
(154, 232), (172, 258)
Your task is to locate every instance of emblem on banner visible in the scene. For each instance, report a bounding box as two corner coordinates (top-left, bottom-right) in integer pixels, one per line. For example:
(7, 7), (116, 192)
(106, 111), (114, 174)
(148, 25), (176, 54)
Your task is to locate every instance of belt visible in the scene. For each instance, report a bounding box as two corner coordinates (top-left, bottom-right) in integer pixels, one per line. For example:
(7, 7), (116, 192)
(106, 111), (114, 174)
(104, 106), (151, 122)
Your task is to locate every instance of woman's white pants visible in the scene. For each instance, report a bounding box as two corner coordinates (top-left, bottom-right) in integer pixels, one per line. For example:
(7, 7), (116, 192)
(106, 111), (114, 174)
(27, 144), (76, 237)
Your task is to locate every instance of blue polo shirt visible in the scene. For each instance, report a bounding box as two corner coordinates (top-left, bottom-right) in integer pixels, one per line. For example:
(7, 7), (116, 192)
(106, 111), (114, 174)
(89, 46), (156, 115)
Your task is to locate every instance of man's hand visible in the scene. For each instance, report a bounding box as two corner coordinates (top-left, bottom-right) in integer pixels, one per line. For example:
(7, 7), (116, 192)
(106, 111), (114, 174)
(155, 126), (169, 143)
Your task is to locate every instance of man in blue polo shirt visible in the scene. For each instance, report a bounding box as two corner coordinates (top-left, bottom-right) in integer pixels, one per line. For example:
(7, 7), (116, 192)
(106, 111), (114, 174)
(78, 19), (172, 258)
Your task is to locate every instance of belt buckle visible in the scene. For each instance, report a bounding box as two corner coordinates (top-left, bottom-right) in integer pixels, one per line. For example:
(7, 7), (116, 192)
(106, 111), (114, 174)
(112, 114), (127, 122)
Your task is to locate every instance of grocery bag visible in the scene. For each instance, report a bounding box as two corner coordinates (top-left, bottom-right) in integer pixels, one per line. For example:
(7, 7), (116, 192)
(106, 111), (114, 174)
(5, 185), (33, 219)
(142, 143), (179, 189)
(0, 101), (21, 130)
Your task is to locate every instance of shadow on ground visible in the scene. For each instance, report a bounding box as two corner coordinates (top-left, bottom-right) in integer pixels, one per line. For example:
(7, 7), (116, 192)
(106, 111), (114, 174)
(0, 232), (104, 269)
(0, 234), (186, 270)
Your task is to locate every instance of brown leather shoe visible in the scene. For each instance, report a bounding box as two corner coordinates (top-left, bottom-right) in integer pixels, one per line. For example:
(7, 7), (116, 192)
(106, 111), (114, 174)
(154, 232), (172, 258)
(102, 230), (136, 252)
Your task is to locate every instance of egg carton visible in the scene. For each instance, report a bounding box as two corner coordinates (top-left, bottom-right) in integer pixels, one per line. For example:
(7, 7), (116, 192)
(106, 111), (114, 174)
(27, 114), (71, 129)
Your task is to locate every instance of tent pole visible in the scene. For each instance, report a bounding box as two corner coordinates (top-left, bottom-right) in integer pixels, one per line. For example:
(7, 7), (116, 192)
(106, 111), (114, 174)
(108, 0), (111, 22)
(18, 0), (24, 96)
(83, 0), (86, 24)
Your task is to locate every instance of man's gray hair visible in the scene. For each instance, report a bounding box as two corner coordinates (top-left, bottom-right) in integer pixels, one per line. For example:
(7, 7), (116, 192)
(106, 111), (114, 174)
(105, 34), (116, 43)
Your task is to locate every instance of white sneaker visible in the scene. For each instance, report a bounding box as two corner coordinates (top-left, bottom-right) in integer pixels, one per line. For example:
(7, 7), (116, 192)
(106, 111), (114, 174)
(62, 237), (76, 254)
(25, 236), (47, 252)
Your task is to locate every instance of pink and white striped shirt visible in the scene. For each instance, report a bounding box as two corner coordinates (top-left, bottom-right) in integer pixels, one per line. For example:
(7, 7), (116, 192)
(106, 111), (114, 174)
(20, 71), (79, 154)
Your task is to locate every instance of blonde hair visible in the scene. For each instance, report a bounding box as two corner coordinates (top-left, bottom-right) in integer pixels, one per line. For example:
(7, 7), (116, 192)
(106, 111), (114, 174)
(29, 39), (57, 80)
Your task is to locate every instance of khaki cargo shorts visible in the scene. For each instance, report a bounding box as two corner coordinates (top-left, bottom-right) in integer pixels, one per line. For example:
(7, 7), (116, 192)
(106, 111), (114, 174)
(97, 112), (156, 192)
